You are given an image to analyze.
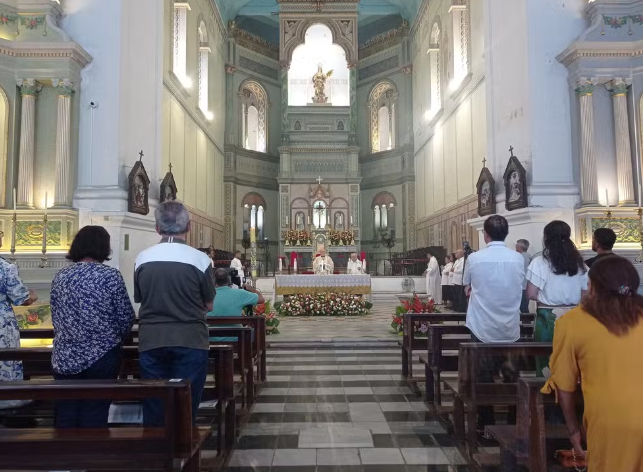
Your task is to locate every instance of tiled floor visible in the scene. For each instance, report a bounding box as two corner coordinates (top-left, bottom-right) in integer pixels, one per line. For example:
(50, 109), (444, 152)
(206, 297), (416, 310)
(223, 345), (471, 472)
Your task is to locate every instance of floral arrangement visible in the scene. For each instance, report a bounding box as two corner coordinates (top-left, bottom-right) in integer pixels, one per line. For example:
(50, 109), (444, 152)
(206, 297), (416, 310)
(391, 294), (439, 336)
(329, 230), (341, 245)
(253, 300), (281, 334)
(14, 305), (51, 330)
(276, 292), (371, 317)
(340, 231), (355, 245)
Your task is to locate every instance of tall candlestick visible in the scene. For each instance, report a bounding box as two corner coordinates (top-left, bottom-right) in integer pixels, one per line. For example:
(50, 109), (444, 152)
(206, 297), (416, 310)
(12, 188), (16, 212)
(605, 189), (610, 208)
(44, 192), (48, 216)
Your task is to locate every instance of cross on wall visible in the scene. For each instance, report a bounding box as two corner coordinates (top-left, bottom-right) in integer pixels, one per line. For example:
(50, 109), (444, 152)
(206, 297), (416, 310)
(316, 176), (324, 186)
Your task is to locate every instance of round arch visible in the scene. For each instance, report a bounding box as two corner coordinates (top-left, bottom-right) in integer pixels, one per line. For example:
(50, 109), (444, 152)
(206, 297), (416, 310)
(241, 191), (267, 210)
(239, 79), (269, 152)
(283, 18), (356, 66)
(368, 80), (398, 153)
(372, 191), (397, 208)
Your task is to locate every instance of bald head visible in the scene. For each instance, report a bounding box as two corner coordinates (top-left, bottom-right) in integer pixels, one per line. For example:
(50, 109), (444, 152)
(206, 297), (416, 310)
(455, 249), (464, 259)
(214, 268), (230, 287)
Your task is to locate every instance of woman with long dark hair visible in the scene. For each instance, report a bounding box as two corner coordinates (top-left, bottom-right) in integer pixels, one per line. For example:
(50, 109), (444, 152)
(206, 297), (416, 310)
(543, 256), (643, 471)
(526, 220), (588, 376)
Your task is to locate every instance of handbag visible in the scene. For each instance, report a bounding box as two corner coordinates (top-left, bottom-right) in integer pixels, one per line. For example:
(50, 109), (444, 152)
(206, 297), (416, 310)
(555, 450), (587, 472)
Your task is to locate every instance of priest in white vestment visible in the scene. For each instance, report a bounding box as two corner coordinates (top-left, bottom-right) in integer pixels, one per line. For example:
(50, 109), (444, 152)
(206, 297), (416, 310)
(346, 253), (364, 275)
(424, 251), (442, 304)
(313, 247), (334, 275)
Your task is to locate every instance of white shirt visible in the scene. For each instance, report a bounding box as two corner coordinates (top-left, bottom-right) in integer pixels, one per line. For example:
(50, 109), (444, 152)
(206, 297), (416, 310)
(526, 256), (588, 307)
(452, 257), (465, 285)
(442, 262), (453, 285)
(347, 259), (363, 275)
(520, 251), (532, 289)
(230, 257), (244, 280)
(463, 241), (525, 343)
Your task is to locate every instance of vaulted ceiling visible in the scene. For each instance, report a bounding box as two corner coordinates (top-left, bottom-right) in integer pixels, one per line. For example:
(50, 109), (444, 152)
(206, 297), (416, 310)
(213, 0), (422, 28)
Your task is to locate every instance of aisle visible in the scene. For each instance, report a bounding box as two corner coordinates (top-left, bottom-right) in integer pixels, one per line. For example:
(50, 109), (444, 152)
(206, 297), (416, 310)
(223, 345), (471, 472)
(272, 303), (400, 342)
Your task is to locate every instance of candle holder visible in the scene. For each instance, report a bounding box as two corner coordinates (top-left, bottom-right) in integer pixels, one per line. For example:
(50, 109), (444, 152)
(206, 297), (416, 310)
(637, 208), (643, 264)
(39, 214), (49, 269)
(8, 212), (17, 266)
(605, 209), (613, 226)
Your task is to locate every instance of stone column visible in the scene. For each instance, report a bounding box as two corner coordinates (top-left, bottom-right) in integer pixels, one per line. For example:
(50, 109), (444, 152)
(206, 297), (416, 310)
(576, 78), (599, 206)
(280, 61), (290, 145)
(52, 79), (74, 207)
(348, 64), (358, 146)
(16, 79), (42, 208)
(606, 78), (635, 205)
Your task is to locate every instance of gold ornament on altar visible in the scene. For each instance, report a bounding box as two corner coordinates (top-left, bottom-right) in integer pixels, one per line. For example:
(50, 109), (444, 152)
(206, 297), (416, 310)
(312, 64), (333, 104)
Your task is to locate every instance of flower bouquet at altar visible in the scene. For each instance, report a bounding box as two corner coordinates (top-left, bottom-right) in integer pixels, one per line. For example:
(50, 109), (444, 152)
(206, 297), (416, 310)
(329, 230), (341, 246)
(298, 230), (311, 246)
(390, 294), (440, 336)
(252, 299), (281, 334)
(276, 292), (371, 317)
(340, 230), (354, 245)
(285, 230), (299, 246)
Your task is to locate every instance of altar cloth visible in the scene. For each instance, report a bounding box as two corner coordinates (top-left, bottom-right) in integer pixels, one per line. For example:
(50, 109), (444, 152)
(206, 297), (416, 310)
(275, 274), (371, 295)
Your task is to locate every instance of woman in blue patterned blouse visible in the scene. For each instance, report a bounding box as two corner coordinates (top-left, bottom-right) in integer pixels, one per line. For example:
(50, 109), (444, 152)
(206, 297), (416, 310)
(50, 226), (135, 428)
(0, 231), (39, 410)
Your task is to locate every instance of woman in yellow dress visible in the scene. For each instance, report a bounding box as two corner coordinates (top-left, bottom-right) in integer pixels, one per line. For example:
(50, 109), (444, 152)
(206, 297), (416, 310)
(543, 255), (643, 471)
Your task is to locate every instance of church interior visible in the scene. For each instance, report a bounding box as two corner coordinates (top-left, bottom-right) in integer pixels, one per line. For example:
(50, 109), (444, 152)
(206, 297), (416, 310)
(1, 0), (643, 470)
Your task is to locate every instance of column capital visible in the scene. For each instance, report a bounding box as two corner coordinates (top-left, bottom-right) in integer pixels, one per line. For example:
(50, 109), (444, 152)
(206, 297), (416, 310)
(606, 77), (632, 97)
(52, 79), (75, 97)
(575, 77), (597, 97)
(16, 78), (43, 97)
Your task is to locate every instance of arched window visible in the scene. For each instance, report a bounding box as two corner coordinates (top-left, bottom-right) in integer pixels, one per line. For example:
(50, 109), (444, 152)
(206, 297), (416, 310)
(173, 2), (191, 89)
(372, 192), (397, 234)
(426, 22), (442, 119)
(241, 192), (267, 240)
(369, 82), (398, 153)
(449, 0), (470, 90)
(198, 21), (212, 118)
(239, 81), (268, 153)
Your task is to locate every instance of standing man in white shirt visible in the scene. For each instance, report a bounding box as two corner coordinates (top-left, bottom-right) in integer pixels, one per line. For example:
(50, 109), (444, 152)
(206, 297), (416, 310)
(423, 251), (442, 304)
(451, 249), (465, 312)
(463, 215), (525, 433)
(230, 251), (245, 286)
(346, 253), (364, 274)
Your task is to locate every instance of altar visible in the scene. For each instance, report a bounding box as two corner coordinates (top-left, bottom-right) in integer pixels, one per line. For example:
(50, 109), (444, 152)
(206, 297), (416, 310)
(275, 274), (371, 296)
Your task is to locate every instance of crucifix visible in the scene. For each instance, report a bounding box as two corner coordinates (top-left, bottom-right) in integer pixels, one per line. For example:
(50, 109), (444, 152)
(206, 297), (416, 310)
(482, 157), (487, 168)
(509, 145), (514, 157)
(316, 176), (324, 186)
(139, 150), (144, 161)
(168, 162), (173, 173)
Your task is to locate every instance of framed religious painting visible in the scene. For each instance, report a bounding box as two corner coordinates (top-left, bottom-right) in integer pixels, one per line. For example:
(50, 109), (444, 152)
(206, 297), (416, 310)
(127, 154), (150, 215)
(503, 149), (528, 211)
(476, 165), (496, 217)
(160, 164), (178, 203)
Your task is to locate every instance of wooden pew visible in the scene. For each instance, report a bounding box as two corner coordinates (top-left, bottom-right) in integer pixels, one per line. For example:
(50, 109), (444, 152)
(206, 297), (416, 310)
(418, 324), (535, 412)
(206, 316), (267, 383)
(20, 326), (257, 408)
(0, 379), (210, 472)
(400, 313), (534, 384)
(486, 378), (583, 472)
(449, 342), (553, 464)
(0, 345), (237, 459)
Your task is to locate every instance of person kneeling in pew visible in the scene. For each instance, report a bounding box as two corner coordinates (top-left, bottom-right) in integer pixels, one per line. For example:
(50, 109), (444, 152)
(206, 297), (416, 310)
(208, 268), (264, 342)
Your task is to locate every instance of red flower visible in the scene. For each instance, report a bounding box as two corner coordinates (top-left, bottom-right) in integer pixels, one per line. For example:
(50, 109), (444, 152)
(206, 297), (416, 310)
(27, 313), (39, 323)
(0, 16), (8, 24)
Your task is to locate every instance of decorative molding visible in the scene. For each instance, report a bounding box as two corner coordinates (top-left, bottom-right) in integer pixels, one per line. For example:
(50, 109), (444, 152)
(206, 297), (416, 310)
(592, 217), (640, 243)
(0, 10), (18, 26)
(52, 78), (74, 96)
(606, 77), (631, 96)
(239, 56), (278, 80)
(230, 22), (279, 60)
(575, 77), (597, 96)
(0, 40), (92, 68)
(20, 15), (46, 32)
(359, 20), (408, 54)
(358, 56), (399, 81)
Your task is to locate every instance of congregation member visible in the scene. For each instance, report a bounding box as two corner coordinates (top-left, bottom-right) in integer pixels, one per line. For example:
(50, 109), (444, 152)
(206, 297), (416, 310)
(424, 250), (442, 304)
(544, 256), (643, 471)
(585, 227), (616, 269)
(441, 254), (454, 308)
(346, 252), (364, 274)
(134, 201), (215, 426)
(463, 215), (525, 432)
(230, 250), (245, 285)
(515, 239), (532, 313)
(0, 231), (38, 410)
(50, 226), (135, 428)
(526, 220), (588, 377)
(451, 249), (465, 312)
(313, 247), (334, 275)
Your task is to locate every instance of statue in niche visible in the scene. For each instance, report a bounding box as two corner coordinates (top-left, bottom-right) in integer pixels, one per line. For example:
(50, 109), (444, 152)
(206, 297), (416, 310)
(128, 151), (150, 215)
(334, 212), (344, 230)
(295, 212), (305, 230)
(312, 64), (333, 104)
(337, 121), (344, 131)
(294, 121), (301, 131)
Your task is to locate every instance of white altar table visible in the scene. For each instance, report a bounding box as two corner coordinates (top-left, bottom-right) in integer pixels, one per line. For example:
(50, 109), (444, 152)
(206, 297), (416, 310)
(275, 274), (371, 295)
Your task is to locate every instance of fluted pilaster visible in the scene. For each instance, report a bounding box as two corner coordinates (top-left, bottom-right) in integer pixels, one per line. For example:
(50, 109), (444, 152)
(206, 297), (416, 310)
(607, 78), (635, 205)
(576, 78), (598, 205)
(53, 79), (74, 207)
(16, 79), (42, 208)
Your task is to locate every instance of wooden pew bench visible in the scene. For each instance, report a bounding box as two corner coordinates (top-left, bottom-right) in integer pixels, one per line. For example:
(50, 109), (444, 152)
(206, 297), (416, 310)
(448, 342), (553, 464)
(0, 379), (209, 472)
(418, 323), (535, 413)
(486, 378), (583, 472)
(0, 345), (237, 460)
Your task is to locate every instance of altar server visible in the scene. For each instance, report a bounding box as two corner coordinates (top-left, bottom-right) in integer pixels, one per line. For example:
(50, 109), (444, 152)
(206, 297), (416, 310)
(424, 250), (442, 304)
(313, 247), (334, 275)
(347, 252), (364, 275)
